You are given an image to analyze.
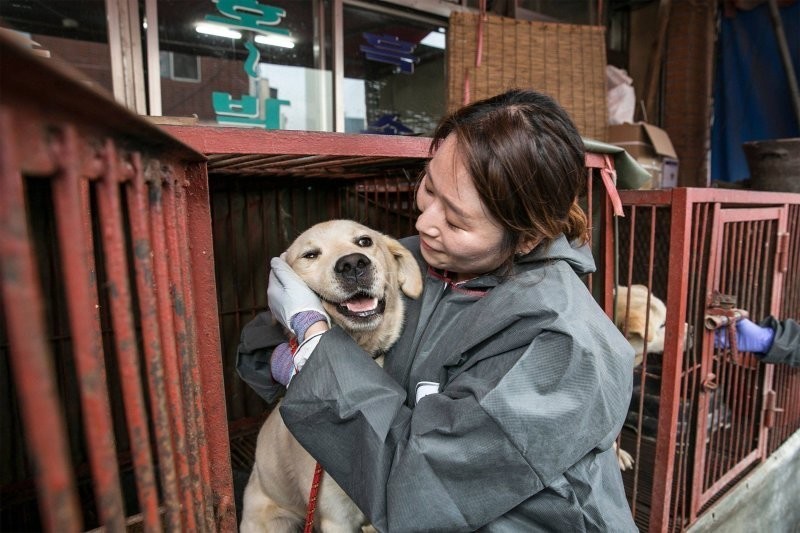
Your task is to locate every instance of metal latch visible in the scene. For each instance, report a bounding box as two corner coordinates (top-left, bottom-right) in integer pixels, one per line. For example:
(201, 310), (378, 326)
(764, 390), (785, 429)
(705, 291), (749, 363)
(704, 291), (748, 330)
(776, 232), (789, 273)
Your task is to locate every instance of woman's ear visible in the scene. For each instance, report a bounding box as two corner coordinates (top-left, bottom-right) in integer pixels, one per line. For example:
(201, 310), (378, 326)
(516, 236), (541, 256)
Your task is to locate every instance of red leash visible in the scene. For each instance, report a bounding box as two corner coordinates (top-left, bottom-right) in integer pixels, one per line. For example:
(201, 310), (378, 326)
(304, 461), (325, 533)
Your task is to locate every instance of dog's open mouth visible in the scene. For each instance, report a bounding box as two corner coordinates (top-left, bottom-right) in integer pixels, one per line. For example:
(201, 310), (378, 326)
(331, 292), (386, 319)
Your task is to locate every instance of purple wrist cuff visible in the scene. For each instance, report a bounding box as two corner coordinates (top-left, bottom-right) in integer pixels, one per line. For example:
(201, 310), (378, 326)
(290, 311), (327, 342)
(270, 342), (295, 386)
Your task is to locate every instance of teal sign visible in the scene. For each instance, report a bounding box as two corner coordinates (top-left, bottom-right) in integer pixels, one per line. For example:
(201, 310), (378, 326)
(206, 0), (291, 129)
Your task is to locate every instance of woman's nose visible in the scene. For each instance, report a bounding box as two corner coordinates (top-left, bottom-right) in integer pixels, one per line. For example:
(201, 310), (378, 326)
(415, 206), (438, 237)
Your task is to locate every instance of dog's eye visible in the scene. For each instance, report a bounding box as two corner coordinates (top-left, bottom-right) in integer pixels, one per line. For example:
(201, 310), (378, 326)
(302, 251), (320, 259)
(356, 236), (373, 248)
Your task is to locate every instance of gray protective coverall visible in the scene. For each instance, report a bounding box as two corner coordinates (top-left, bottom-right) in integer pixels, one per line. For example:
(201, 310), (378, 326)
(237, 234), (637, 532)
(760, 316), (800, 367)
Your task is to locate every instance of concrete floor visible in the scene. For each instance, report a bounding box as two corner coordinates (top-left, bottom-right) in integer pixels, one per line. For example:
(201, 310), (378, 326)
(687, 429), (800, 533)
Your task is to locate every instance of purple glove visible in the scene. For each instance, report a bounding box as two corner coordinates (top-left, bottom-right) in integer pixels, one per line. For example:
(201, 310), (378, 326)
(714, 318), (775, 354)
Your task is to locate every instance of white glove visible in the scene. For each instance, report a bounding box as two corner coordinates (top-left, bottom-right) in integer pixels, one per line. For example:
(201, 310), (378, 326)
(290, 333), (324, 378)
(270, 332), (325, 386)
(267, 256), (330, 336)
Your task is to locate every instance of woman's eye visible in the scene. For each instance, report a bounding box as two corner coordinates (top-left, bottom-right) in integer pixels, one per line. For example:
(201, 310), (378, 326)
(356, 236), (373, 247)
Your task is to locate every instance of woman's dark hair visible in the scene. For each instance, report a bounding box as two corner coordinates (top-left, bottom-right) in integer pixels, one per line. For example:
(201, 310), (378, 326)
(429, 88), (588, 272)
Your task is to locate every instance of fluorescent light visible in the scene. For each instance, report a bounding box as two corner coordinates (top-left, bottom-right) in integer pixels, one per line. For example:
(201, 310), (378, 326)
(196, 23), (241, 39)
(254, 34), (295, 49)
(420, 29), (446, 50)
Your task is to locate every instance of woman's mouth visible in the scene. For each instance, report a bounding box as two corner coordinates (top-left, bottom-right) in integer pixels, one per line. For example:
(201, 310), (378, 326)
(420, 238), (439, 253)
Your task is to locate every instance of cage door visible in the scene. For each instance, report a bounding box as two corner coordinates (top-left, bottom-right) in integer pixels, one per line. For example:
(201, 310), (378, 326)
(692, 205), (787, 518)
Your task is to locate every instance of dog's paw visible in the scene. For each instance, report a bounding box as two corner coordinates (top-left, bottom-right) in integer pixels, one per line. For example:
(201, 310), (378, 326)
(614, 443), (635, 471)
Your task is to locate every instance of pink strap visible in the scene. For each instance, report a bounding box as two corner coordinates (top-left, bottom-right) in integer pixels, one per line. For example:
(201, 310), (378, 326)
(600, 154), (625, 217)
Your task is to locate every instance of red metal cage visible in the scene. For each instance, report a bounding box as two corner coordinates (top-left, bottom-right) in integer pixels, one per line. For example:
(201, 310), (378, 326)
(609, 188), (800, 532)
(0, 34), (234, 532)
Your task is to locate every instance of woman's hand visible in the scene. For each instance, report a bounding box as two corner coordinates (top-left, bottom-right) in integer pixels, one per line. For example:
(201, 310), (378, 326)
(267, 256), (330, 339)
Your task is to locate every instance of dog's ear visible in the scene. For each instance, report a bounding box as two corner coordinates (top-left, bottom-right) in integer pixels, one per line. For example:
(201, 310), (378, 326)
(384, 237), (423, 299)
(623, 311), (650, 341)
(616, 285), (665, 342)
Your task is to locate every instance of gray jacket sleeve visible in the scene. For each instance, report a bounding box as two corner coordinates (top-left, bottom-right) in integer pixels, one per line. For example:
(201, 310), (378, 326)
(761, 316), (800, 367)
(235, 311), (289, 404)
(280, 321), (633, 532)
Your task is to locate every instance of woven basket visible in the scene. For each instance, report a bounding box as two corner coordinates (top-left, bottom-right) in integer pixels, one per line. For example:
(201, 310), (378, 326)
(447, 12), (608, 141)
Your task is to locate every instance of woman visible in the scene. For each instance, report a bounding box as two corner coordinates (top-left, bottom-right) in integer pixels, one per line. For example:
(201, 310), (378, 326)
(238, 89), (637, 531)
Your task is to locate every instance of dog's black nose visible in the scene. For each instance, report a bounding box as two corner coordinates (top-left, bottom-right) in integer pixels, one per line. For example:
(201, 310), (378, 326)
(335, 253), (371, 281)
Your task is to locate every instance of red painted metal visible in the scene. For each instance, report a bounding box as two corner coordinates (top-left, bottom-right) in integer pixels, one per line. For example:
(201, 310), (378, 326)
(163, 171), (209, 529)
(184, 162), (238, 533)
(161, 125), (432, 160)
(692, 207), (784, 516)
(127, 154), (182, 531)
(96, 139), (162, 531)
(51, 126), (127, 531)
(175, 173), (218, 532)
(585, 167), (595, 291)
(610, 187), (800, 532)
(769, 206), (800, 455)
(0, 109), (83, 532)
(1, 32), (235, 532)
(149, 174), (198, 531)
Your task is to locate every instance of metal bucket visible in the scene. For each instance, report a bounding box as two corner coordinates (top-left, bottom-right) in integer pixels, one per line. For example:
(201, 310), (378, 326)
(742, 138), (800, 193)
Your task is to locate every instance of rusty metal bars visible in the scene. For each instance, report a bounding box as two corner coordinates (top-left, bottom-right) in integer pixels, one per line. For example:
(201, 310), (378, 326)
(693, 208), (782, 517)
(127, 154), (182, 531)
(148, 163), (200, 531)
(170, 169), (217, 532)
(769, 205), (800, 454)
(611, 189), (800, 532)
(184, 163), (237, 532)
(50, 127), (127, 531)
(1, 124), (232, 532)
(163, 166), (210, 530)
(0, 108), (83, 533)
(1, 33), (234, 532)
(95, 139), (162, 531)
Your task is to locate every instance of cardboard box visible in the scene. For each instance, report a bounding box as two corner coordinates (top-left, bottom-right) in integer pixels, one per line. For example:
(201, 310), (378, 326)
(607, 122), (679, 189)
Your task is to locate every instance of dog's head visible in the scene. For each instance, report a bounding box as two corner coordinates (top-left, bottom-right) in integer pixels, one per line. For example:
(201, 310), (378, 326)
(284, 220), (423, 356)
(615, 284), (668, 365)
(615, 285), (667, 343)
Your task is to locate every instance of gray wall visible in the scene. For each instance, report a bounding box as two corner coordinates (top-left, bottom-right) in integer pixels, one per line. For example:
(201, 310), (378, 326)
(688, 430), (800, 533)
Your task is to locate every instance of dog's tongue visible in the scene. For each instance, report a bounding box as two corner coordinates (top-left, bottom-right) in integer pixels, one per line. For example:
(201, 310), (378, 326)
(344, 296), (378, 313)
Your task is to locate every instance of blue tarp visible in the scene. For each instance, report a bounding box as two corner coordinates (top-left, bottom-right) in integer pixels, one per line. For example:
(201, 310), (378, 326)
(711, 1), (800, 183)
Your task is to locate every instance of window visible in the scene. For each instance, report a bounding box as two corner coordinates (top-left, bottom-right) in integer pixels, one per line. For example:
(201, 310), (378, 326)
(156, 0), (332, 129)
(160, 51), (201, 82)
(0, 0), (113, 94)
(342, 3), (447, 136)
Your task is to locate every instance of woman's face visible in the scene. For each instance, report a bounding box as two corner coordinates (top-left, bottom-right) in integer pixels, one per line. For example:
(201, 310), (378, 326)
(415, 134), (507, 281)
